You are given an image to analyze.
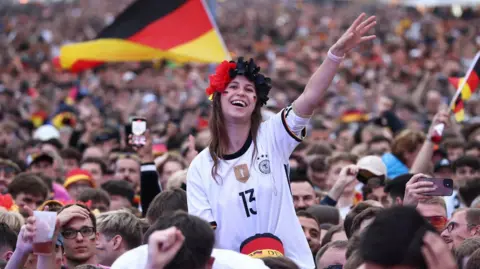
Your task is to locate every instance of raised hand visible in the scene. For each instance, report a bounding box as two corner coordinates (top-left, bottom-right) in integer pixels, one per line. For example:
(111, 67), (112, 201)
(331, 13), (377, 56)
(403, 174), (436, 207)
(57, 205), (90, 227)
(129, 130), (154, 163)
(16, 206), (34, 254)
(146, 227), (185, 269)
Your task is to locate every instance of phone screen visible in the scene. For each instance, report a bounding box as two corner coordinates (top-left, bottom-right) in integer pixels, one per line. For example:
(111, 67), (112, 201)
(418, 178), (454, 196)
(130, 117), (147, 146)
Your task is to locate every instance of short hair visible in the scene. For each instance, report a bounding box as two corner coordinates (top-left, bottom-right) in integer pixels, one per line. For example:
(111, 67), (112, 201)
(344, 251), (363, 269)
(144, 211), (214, 269)
(391, 130), (425, 163)
(146, 189), (187, 223)
(466, 208), (480, 227)
(261, 256), (300, 269)
(442, 138), (465, 150)
(0, 223), (17, 252)
(418, 196), (447, 213)
(8, 172), (49, 200)
(308, 156), (327, 173)
(166, 170), (187, 191)
(96, 210), (142, 250)
(60, 148), (82, 163)
(360, 206), (436, 268)
(306, 205), (340, 225)
(289, 177), (315, 189)
(362, 177), (386, 201)
(58, 203), (96, 230)
(77, 188), (111, 209)
(453, 156), (480, 172)
(455, 238), (480, 269)
(465, 140), (480, 151)
(101, 180), (134, 205)
(344, 202), (376, 239)
(315, 240), (348, 265)
(466, 249), (480, 269)
(326, 152), (358, 170)
(305, 142), (333, 157)
(368, 135), (391, 148)
(320, 225), (344, 247)
(81, 157), (108, 174)
(350, 207), (383, 236)
(156, 154), (187, 175)
(346, 233), (362, 259)
(459, 179), (480, 207)
(0, 211), (24, 234)
(384, 174), (413, 201)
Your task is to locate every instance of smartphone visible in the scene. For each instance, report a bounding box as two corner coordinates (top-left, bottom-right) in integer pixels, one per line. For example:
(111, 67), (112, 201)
(418, 178), (454, 196)
(131, 117), (147, 146)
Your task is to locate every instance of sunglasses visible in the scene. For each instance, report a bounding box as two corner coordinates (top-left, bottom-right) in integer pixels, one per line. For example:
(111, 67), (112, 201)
(426, 216), (447, 232)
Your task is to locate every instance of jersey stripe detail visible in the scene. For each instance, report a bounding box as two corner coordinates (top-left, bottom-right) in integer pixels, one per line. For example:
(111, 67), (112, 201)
(281, 107), (305, 142)
(284, 164), (292, 195)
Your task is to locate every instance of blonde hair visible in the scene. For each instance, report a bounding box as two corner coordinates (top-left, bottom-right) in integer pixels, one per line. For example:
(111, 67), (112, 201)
(96, 210), (142, 250)
(166, 169), (187, 190)
(0, 211), (25, 234)
(419, 197), (447, 213)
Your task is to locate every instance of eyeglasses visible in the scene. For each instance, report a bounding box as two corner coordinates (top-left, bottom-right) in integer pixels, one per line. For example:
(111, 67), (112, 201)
(444, 222), (472, 233)
(61, 226), (95, 239)
(425, 216), (447, 232)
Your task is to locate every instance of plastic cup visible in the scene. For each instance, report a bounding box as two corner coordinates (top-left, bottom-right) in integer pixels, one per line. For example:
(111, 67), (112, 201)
(32, 211), (57, 255)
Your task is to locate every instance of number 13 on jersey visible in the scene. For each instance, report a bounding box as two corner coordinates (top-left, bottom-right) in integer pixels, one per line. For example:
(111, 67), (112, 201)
(239, 188), (257, 218)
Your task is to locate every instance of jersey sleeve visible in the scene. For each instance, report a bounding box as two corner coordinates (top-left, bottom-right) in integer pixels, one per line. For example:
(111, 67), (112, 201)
(264, 104), (311, 159)
(186, 158), (215, 225)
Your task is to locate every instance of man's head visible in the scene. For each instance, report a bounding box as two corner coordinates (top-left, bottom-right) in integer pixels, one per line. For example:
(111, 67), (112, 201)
(362, 177), (389, 207)
(460, 179), (480, 207)
(77, 189), (111, 213)
(441, 208), (480, 250)
(367, 135), (391, 157)
(350, 207), (383, 236)
(360, 206), (436, 269)
(28, 152), (55, 178)
(391, 130), (425, 168)
(454, 238), (480, 269)
(290, 178), (318, 211)
(416, 197), (447, 232)
(101, 180), (134, 211)
(59, 204), (98, 265)
(95, 210), (142, 266)
(0, 223), (16, 261)
(452, 156), (480, 184)
(64, 169), (95, 200)
(441, 138), (465, 162)
(307, 156), (328, 190)
(434, 158), (453, 179)
(60, 148), (82, 173)
(315, 240), (348, 269)
(8, 172), (49, 213)
(0, 159), (20, 194)
(114, 156), (141, 189)
(146, 188), (188, 224)
(344, 202), (377, 239)
(144, 211), (215, 269)
(326, 153), (358, 189)
(384, 174), (412, 206)
(465, 141), (480, 158)
(297, 210), (321, 254)
(80, 158), (107, 187)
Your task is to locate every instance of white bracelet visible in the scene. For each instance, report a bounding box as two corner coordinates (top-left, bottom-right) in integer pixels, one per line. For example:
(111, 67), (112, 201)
(327, 49), (345, 63)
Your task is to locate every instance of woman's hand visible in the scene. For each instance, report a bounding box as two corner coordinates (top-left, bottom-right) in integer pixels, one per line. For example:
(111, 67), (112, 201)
(330, 13), (377, 57)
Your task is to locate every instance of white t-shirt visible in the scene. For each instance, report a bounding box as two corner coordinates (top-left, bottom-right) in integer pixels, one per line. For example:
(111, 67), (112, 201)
(110, 245), (269, 269)
(187, 105), (315, 269)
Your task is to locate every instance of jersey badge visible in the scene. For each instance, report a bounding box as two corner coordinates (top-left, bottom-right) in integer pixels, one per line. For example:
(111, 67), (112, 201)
(234, 164), (250, 183)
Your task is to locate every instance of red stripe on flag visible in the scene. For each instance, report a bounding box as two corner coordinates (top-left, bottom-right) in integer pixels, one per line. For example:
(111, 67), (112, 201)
(466, 71), (479, 93)
(127, 0), (212, 50)
(453, 98), (464, 113)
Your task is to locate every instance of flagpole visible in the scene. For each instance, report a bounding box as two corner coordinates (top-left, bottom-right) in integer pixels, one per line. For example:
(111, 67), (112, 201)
(449, 52), (480, 111)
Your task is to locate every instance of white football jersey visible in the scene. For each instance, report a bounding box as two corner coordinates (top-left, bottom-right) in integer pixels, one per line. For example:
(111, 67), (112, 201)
(187, 105), (315, 269)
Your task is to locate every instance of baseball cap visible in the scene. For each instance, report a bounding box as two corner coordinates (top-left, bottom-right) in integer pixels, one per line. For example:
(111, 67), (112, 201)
(28, 152), (54, 167)
(434, 159), (451, 173)
(357, 155), (387, 184)
(64, 169), (95, 189)
(33, 125), (60, 141)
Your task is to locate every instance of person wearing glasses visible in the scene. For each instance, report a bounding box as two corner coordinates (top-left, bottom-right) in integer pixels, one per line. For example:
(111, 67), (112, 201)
(441, 208), (480, 250)
(416, 197), (448, 233)
(57, 204), (109, 269)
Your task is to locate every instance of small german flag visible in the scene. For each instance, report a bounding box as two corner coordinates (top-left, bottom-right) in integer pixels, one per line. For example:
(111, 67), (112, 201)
(449, 52), (480, 122)
(340, 109), (369, 123)
(57, 0), (230, 73)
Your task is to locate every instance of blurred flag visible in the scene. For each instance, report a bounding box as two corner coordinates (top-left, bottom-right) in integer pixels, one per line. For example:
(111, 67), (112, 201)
(340, 109), (369, 123)
(449, 52), (480, 122)
(56, 0), (229, 73)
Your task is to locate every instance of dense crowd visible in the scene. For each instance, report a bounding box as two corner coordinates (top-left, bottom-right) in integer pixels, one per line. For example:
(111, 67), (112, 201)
(0, 0), (480, 268)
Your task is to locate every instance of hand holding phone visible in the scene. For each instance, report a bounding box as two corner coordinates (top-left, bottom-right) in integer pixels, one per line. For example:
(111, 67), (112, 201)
(131, 117), (147, 147)
(418, 178), (453, 197)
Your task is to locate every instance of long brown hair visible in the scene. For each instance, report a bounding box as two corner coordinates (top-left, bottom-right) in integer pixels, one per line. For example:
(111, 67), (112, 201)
(208, 91), (263, 181)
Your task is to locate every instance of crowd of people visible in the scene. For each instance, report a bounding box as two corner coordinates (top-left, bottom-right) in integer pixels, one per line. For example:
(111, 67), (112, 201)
(0, 0), (480, 268)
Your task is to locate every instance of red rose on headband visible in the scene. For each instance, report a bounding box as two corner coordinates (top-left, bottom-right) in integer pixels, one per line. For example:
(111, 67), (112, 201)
(206, 61), (237, 97)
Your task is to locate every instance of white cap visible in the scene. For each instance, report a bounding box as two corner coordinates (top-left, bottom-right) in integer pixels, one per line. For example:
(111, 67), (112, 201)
(33, 125), (60, 141)
(357, 155), (387, 176)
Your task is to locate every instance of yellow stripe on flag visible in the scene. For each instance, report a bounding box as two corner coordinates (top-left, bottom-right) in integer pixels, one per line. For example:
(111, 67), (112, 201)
(455, 109), (465, 122)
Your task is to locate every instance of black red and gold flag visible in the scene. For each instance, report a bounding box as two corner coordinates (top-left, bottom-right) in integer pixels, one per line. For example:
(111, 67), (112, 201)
(57, 0), (229, 73)
(449, 52), (480, 122)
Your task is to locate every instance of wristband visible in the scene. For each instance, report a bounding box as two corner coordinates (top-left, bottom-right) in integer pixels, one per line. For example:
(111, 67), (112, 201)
(328, 49), (345, 63)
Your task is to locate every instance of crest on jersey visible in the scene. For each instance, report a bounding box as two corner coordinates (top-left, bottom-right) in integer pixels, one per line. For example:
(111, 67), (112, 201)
(257, 154), (271, 174)
(234, 164), (250, 183)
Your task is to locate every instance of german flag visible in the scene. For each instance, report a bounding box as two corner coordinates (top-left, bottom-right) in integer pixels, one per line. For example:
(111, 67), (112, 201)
(340, 109), (369, 123)
(449, 52), (480, 122)
(57, 0), (229, 73)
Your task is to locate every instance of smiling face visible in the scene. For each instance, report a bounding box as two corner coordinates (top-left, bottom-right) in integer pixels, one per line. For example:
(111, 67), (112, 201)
(220, 76), (257, 123)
